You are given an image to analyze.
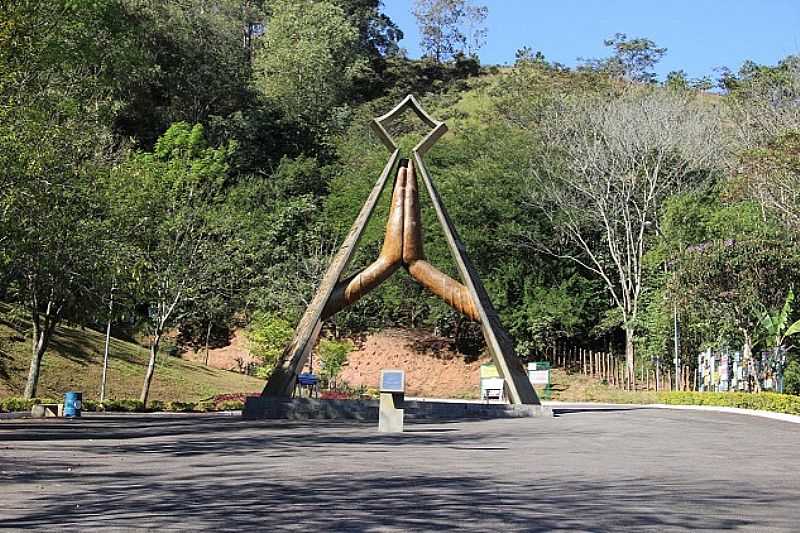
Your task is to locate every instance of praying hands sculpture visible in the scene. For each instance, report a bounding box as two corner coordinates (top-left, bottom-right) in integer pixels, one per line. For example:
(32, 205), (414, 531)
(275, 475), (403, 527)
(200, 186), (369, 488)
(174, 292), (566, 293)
(262, 96), (540, 405)
(322, 158), (478, 321)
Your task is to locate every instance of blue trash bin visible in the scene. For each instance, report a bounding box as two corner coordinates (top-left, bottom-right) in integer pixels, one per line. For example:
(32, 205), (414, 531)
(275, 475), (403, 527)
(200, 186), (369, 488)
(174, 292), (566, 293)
(64, 391), (82, 418)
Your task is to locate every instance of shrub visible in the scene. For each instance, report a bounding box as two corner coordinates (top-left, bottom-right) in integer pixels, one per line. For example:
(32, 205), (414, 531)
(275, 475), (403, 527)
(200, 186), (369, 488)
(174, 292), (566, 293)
(320, 390), (351, 400)
(0, 397), (59, 412)
(100, 399), (145, 412)
(318, 338), (351, 385)
(0, 397), (34, 412)
(216, 400), (244, 411)
(247, 311), (294, 378)
(0, 394), (254, 413)
(784, 360), (800, 395)
(164, 401), (196, 412)
(195, 400), (216, 412)
(658, 391), (800, 415)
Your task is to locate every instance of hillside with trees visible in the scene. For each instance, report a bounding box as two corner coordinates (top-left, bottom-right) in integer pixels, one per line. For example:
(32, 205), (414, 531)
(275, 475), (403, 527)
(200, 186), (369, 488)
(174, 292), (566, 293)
(2, 0), (800, 404)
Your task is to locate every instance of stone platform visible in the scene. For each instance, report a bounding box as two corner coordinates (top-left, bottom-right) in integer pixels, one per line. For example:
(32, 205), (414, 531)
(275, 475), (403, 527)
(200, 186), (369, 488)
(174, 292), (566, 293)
(242, 396), (552, 421)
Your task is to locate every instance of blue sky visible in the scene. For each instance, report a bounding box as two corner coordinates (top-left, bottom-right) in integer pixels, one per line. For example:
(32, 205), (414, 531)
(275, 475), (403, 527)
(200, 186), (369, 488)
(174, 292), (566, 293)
(382, 0), (800, 80)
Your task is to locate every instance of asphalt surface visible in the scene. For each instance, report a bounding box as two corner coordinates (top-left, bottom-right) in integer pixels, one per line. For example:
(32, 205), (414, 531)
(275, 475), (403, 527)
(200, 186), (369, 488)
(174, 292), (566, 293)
(0, 407), (798, 531)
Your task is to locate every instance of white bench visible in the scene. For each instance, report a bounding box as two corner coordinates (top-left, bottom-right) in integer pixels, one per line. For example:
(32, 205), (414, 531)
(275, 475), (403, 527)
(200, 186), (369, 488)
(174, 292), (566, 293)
(31, 403), (63, 418)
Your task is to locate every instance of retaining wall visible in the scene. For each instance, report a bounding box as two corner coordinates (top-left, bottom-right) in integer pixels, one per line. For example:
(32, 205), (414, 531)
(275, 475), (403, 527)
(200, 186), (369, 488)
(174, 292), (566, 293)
(242, 396), (552, 420)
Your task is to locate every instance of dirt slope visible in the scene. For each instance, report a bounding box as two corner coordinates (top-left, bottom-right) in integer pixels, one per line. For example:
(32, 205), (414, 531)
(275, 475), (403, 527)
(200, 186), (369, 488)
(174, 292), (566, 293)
(181, 329), (258, 373)
(334, 329), (489, 399)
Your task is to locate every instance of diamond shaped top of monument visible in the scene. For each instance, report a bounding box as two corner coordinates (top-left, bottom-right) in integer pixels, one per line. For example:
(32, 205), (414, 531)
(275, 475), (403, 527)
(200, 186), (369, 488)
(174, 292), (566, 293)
(371, 95), (448, 156)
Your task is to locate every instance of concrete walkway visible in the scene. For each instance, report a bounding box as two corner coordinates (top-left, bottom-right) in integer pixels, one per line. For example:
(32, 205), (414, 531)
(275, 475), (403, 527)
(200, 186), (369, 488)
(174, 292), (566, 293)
(1, 407), (798, 531)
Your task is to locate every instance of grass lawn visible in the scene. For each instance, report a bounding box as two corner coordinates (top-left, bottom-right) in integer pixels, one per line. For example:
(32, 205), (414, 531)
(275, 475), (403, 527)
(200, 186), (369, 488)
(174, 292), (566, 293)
(547, 368), (660, 404)
(0, 321), (263, 402)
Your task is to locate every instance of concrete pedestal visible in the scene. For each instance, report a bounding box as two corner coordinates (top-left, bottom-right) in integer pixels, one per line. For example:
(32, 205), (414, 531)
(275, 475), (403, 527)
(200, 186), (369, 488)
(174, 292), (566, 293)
(378, 392), (404, 432)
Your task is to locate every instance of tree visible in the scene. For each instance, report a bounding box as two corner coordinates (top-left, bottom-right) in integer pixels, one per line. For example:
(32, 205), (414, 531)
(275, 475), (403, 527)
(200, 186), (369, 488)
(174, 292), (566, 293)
(0, 0), (138, 398)
(725, 55), (800, 145)
(253, 0), (365, 129)
(674, 240), (800, 377)
(757, 289), (800, 352)
(116, 0), (257, 146)
(580, 33), (666, 84)
(412, 0), (487, 63)
(2, 155), (107, 399)
(725, 57), (800, 235)
(106, 123), (233, 405)
(247, 311), (294, 378)
(527, 88), (723, 384)
(318, 339), (352, 389)
(334, 0), (404, 59)
(739, 132), (800, 235)
(656, 186), (795, 373)
(665, 70), (690, 91)
(462, 2), (488, 57)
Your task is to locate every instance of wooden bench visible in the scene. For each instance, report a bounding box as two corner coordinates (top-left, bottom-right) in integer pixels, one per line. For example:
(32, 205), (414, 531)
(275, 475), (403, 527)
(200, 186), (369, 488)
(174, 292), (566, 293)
(31, 403), (63, 418)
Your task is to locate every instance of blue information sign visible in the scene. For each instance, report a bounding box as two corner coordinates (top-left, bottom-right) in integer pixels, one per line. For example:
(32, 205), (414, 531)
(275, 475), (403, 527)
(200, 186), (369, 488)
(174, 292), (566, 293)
(380, 370), (405, 392)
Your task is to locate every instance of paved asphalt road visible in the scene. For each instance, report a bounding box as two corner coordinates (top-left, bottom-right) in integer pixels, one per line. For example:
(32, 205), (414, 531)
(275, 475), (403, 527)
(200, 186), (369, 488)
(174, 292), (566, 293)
(1, 407), (798, 531)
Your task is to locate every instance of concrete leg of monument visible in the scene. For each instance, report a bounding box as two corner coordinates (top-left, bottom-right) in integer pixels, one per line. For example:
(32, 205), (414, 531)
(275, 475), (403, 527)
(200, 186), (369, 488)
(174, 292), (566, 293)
(378, 392), (404, 433)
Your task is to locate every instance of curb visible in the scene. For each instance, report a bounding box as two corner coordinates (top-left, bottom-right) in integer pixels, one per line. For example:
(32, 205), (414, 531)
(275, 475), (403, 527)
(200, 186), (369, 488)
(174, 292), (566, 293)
(1, 410), (243, 421)
(0, 411), (30, 420)
(543, 401), (800, 424)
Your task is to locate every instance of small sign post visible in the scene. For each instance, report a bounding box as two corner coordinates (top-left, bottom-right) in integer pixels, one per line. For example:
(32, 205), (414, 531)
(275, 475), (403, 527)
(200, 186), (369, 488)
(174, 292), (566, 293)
(527, 362), (552, 400)
(378, 369), (405, 433)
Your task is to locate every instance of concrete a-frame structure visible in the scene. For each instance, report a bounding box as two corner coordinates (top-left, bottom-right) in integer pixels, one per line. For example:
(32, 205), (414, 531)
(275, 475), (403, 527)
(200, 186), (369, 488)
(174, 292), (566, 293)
(262, 96), (540, 405)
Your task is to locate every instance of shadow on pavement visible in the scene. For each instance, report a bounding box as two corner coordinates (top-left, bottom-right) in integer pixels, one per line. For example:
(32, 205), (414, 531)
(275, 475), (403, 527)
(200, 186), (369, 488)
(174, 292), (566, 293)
(552, 406), (650, 417)
(2, 412), (796, 531)
(0, 456), (777, 531)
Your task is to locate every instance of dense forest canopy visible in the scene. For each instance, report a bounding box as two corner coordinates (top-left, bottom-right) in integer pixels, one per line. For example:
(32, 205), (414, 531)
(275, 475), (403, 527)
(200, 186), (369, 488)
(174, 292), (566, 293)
(2, 0), (800, 401)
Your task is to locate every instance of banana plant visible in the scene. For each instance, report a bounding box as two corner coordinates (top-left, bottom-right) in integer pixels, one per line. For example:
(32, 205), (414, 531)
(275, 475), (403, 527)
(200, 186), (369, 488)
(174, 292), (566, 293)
(758, 289), (800, 350)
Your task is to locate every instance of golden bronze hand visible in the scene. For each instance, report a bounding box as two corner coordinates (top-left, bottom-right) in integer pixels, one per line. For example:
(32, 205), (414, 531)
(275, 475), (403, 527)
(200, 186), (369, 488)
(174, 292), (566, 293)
(402, 161), (478, 321)
(322, 163), (406, 318)
(323, 160), (477, 321)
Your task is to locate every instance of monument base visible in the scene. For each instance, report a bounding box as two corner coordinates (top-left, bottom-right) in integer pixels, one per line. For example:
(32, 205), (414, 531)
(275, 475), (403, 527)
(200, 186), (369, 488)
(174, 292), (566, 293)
(242, 396), (553, 421)
(379, 391), (404, 432)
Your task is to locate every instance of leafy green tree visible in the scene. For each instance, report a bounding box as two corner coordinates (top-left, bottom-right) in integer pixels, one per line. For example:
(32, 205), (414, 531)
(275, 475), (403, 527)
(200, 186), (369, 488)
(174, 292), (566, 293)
(247, 311), (294, 378)
(412, 0), (487, 63)
(334, 0), (404, 59)
(785, 360), (800, 395)
(253, 0), (365, 129)
(318, 339), (352, 388)
(674, 240), (800, 367)
(0, 0), (142, 398)
(106, 123), (234, 405)
(665, 70), (690, 91)
(117, 0), (256, 146)
(580, 33), (666, 84)
(646, 186), (791, 366)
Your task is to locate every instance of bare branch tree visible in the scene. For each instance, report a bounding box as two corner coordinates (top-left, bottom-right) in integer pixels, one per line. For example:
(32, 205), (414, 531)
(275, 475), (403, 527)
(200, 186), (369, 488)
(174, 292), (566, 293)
(527, 88), (724, 382)
(729, 57), (800, 147)
(731, 57), (800, 233)
(412, 0), (487, 63)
